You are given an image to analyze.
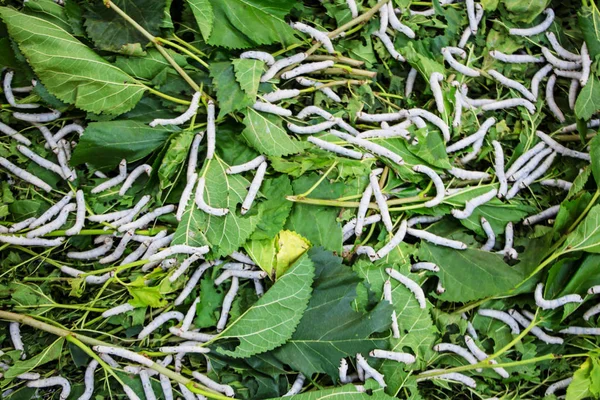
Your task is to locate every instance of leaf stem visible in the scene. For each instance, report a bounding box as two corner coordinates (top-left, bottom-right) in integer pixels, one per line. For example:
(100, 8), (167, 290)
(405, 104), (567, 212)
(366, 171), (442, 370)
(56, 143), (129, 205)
(297, 79), (368, 94)
(296, 161), (339, 198)
(143, 85), (192, 105)
(155, 37), (210, 69)
(315, 67), (377, 78)
(170, 35), (208, 57)
(286, 194), (425, 208)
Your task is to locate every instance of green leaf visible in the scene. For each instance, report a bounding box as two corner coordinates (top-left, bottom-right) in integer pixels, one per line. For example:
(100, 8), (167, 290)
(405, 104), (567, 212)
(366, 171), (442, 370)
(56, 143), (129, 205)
(241, 108), (306, 157)
(562, 205), (600, 254)
(214, 253), (314, 358)
(272, 248), (393, 379)
(71, 121), (176, 169)
(210, 61), (254, 118)
(251, 176), (294, 240)
(568, 166), (592, 200)
(194, 276), (226, 329)
(275, 384), (396, 400)
(575, 75), (600, 121)
(0, 8), (146, 115)
(115, 48), (189, 81)
(205, 0), (297, 49)
(417, 242), (522, 302)
(504, 0), (550, 23)
(158, 131), (195, 190)
(83, 0), (164, 54)
(5, 338), (64, 379)
(558, 254), (600, 297)
(590, 135), (600, 187)
(23, 0), (71, 32)
(567, 358), (592, 400)
(579, 5), (600, 59)
(187, 0), (214, 41)
(232, 58), (263, 99)
(128, 285), (167, 308)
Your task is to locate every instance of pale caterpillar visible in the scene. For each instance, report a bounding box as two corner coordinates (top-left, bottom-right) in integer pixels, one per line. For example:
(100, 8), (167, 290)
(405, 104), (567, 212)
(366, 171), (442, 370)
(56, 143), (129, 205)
(372, 31), (405, 61)
(149, 92), (201, 127)
(407, 215), (442, 227)
(283, 373), (305, 396)
(0, 156), (52, 192)
(378, 1), (388, 34)
(99, 230), (134, 264)
(192, 371), (235, 397)
(458, 3), (483, 48)
(91, 159), (127, 194)
(509, 8), (555, 36)
(281, 60), (335, 79)
(523, 204), (560, 225)
(559, 326), (600, 335)
(180, 296), (200, 331)
(295, 77), (341, 102)
(65, 190), (85, 236)
(534, 282), (582, 310)
(545, 377), (573, 396)
(13, 109), (61, 123)
(446, 117), (495, 153)
(387, 3), (415, 38)
(369, 169), (394, 232)
(413, 165), (445, 207)
(383, 279), (400, 339)
(489, 50), (544, 64)
(480, 98), (536, 114)
(296, 105), (334, 120)
(102, 303), (135, 318)
(430, 72), (445, 114)
(241, 161), (267, 215)
(92, 345), (154, 367)
(137, 311), (184, 339)
(509, 147), (553, 183)
(261, 52), (307, 82)
(442, 47), (480, 77)
(51, 123), (84, 144)
(174, 262), (215, 306)
(370, 349), (415, 364)
(148, 244), (210, 262)
(118, 204), (176, 232)
(505, 142), (547, 178)
(519, 152), (558, 189)
(230, 251), (255, 265)
(206, 100), (216, 160)
(531, 64), (553, 98)
(0, 121), (30, 145)
(407, 228), (467, 250)
(119, 164), (152, 196)
(492, 141), (508, 197)
(581, 43), (591, 86)
(447, 167), (491, 180)
(10, 322), (25, 359)
(66, 237), (113, 259)
(537, 130), (591, 160)
(462, 313), (478, 339)
(176, 173), (197, 222)
(111, 195), (151, 227)
(356, 111), (404, 122)
(16, 145), (63, 177)
(546, 75), (566, 122)
(355, 185), (374, 237)
(568, 79), (579, 110)
(480, 217), (495, 251)
(26, 377), (71, 400)
(28, 195), (72, 229)
(451, 188), (498, 219)
(411, 262), (439, 272)
(262, 89), (301, 103)
(464, 335), (509, 378)
(405, 68), (417, 97)
(386, 268), (426, 309)
(287, 120), (337, 134)
(158, 345), (210, 354)
(252, 101), (293, 117)
(406, 108), (450, 142)
(541, 47), (581, 70)
(583, 303), (600, 321)
(487, 69), (535, 101)
(416, 370), (476, 388)
(214, 269), (266, 285)
(356, 353), (386, 388)
(291, 22), (334, 53)
(186, 132), (204, 181)
(3, 71), (39, 109)
(453, 87), (462, 127)
(169, 253), (202, 282)
(239, 51), (275, 65)
(26, 204), (76, 238)
(558, 119), (599, 133)
(329, 129), (404, 165)
(307, 136), (363, 159)
(477, 309), (520, 334)
(554, 69), (583, 79)
(433, 343), (481, 371)
(546, 32), (581, 61)
(376, 220), (408, 259)
(168, 327), (215, 342)
(217, 276), (239, 332)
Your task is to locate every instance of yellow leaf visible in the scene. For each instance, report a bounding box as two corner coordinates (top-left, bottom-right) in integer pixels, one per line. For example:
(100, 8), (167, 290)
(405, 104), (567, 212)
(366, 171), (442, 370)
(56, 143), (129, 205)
(275, 230), (310, 278)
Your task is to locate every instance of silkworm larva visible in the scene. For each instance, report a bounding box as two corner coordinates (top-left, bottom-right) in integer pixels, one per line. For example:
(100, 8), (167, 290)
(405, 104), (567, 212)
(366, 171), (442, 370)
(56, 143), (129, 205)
(148, 244), (210, 262)
(26, 377), (71, 400)
(446, 117), (495, 153)
(118, 205), (176, 232)
(568, 78), (579, 110)
(378, 1), (388, 34)
(530, 63), (553, 99)
(169, 253), (203, 283)
(480, 98), (536, 114)
(307, 136), (363, 159)
(261, 52), (307, 82)
(386, 268), (426, 309)
(407, 228), (467, 250)
(487, 69), (535, 101)
(541, 47), (581, 70)
(346, 0), (358, 17)
(466, 0), (478, 33)
(407, 108), (450, 142)
(523, 204), (560, 226)
(91, 159), (127, 194)
(192, 371), (235, 397)
(102, 303), (135, 318)
(66, 238), (113, 259)
(159, 345), (210, 354)
(447, 167), (491, 180)
(51, 124), (84, 144)
(489, 50), (544, 64)
(405, 68), (417, 97)
(329, 129), (404, 166)
(376, 220), (408, 259)
(356, 354), (386, 388)
(13, 109), (61, 123)
(411, 262), (439, 272)
(174, 261), (214, 306)
(413, 165), (445, 208)
(26, 204), (76, 238)
(581, 43), (591, 86)
(28, 195), (72, 230)
(206, 100), (216, 160)
(149, 92), (201, 127)
(442, 47), (480, 77)
(78, 360), (98, 400)
(559, 327), (600, 335)
(545, 377), (573, 396)
(0, 121), (30, 145)
(509, 148), (553, 184)
(177, 383), (196, 400)
(372, 31), (405, 61)
(464, 335), (509, 378)
(176, 173), (197, 222)
(546, 75), (566, 122)
(99, 230), (134, 264)
(480, 217), (495, 251)
(370, 349), (415, 364)
(407, 215), (442, 227)
(433, 343), (481, 370)
(583, 303), (600, 321)
(93, 345), (154, 367)
(65, 190), (85, 236)
(137, 311), (184, 339)
(252, 101), (292, 117)
(534, 282), (582, 310)
(416, 370), (476, 388)
(505, 142), (547, 178)
(287, 120), (337, 134)
(239, 51), (275, 65)
(458, 3), (483, 48)
(10, 322), (25, 359)
(3, 70), (39, 109)
(217, 276), (239, 332)
(262, 89), (301, 103)
(283, 373), (305, 397)
(281, 60), (335, 79)
(241, 161), (267, 215)
(0, 235), (65, 248)
(509, 8), (555, 36)
(430, 72), (445, 114)
(186, 132), (204, 182)
(0, 156), (52, 192)
(16, 145), (63, 177)
(387, 4), (415, 38)
(546, 32), (581, 61)
(452, 188), (498, 219)
(477, 309), (520, 334)
(519, 152), (557, 188)
(119, 164), (152, 196)
(369, 170), (393, 232)
(291, 22), (334, 53)
(356, 111), (403, 122)
(296, 105), (334, 120)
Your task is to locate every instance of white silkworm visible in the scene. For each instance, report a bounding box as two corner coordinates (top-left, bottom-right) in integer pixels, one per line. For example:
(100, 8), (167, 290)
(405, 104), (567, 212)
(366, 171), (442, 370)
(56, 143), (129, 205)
(137, 311), (184, 339)
(487, 69), (535, 101)
(430, 72), (445, 114)
(10, 322), (25, 359)
(546, 32), (581, 61)
(520, 152), (557, 188)
(160, 373), (173, 400)
(241, 161), (267, 214)
(0, 156), (52, 192)
(16, 145), (63, 176)
(254, 279), (264, 297)
(0, 121), (30, 145)
(411, 262), (439, 272)
(541, 47), (581, 70)
(3, 71), (39, 109)
(287, 120), (337, 134)
(477, 309), (520, 334)
(569, 79), (579, 110)
(407, 228), (467, 250)
(159, 345), (210, 354)
(51, 124), (84, 144)
(372, 31), (405, 61)
(150, 92), (201, 127)
(447, 167), (490, 181)
(168, 327), (215, 342)
(451, 188), (498, 220)
(217, 276), (239, 331)
(355, 245), (378, 261)
(214, 269), (266, 285)
(442, 47), (480, 77)
(407, 109), (450, 142)
(240, 51), (275, 65)
(177, 173), (197, 222)
(102, 303), (135, 318)
(330, 129), (404, 165)
(356, 111), (403, 122)
(65, 190), (85, 236)
(252, 101), (292, 117)
(479, 217), (496, 251)
(409, 8), (435, 16)
(581, 43), (591, 86)
(261, 52), (307, 82)
(545, 377), (573, 396)
(227, 156), (266, 175)
(230, 251), (254, 265)
(28, 195), (72, 230)
(466, 0), (478, 33)
(174, 261), (214, 305)
(523, 205), (560, 226)
(295, 77), (341, 102)
(0, 235), (64, 247)
(559, 327), (600, 335)
(357, 127), (411, 141)
(378, 2), (388, 34)
(291, 22), (334, 53)
(119, 164), (152, 196)
(35, 123), (59, 152)
(356, 354), (386, 388)
(462, 313), (478, 339)
(186, 132), (204, 182)
(458, 3), (483, 48)
(206, 100), (216, 160)
(148, 244), (210, 262)
(453, 87), (462, 128)
(339, 359), (349, 383)
(383, 279), (400, 338)
(387, 4), (415, 38)
(546, 75), (566, 122)
(93, 345), (154, 367)
(370, 349), (415, 364)
(386, 268), (426, 309)
(413, 165), (445, 208)
(180, 296), (200, 331)
(464, 335), (509, 378)
(499, 221), (517, 260)
(139, 370), (157, 400)
(194, 176), (229, 217)
(589, 286), (600, 295)
(537, 131), (590, 161)
(482, 98), (536, 114)
(407, 215), (442, 227)
(99, 231), (134, 264)
(346, 0), (358, 17)
(509, 8), (554, 36)
(376, 220), (408, 258)
(56, 141), (75, 181)
(192, 371), (235, 397)
(26, 204), (75, 238)
(446, 117), (495, 153)
(91, 159), (127, 194)
(554, 69), (583, 79)
(355, 185), (373, 237)
(26, 377), (71, 400)
(433, 343), (481, 370)
(416, 370), (476, 388)
(531, 64), (553, 99)
(169, 253), (202, 282)
(490, 141), (508, 197)
(307, 136), (363, 159)
(489, 50), (544, 64)
(122, 384), (142, 400)
(535, 283), (582, 310)
(78, 360), (98, 400)
(118, 205), (176, 232)
(281, 60), (335, 80)
(177, 383), (196, 400)
(98, 354), (119, 368)
(87, 209), (132, 223)
(262, 89), (301, 103)
(505, 142), (546, 178)
(283, 373), (305, 397)
(509, 148), (553, 184)
(67, 238), (113, 259)
(583, 303), (600, 321)
(13, 109), (61, 123)
(560, 119), (600, 133)
(369, 170), (393, 232)
(296, 105), (334, 120)
(406, 68), (417, 97)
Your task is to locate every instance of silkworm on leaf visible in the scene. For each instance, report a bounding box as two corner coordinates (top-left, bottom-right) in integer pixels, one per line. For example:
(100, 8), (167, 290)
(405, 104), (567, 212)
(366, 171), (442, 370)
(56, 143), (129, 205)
(581, 43), (591, 86)
(531, 63), (553, 99)
(509, 8), (555, 36)
(523, 204), (560, 225)
(432, 343), (481, 371)
(416, 371), (476, 388)
(119, 164), (152, 196)
(536, 130), (590, 161)
(413, 165), (445, 207)
(217, 276), (239, 332)
(26, 377), (71, 400)
(149, 92), (201, 127)
(261, 52), (307, 82)
(407, 228), (467, 250)
(0, 156), (52, 192)
(370, 349), (415, 364)
(386, 268), (426, 309)
(240, 51), (275, 65)
(252, 101), (292, 117)
(477, 309), (520, 334)
(355, 354), (386, 388)
(137, 311), (184, 339)
(489, 50), (544, 64)
(534, 282), (582, 310)
(387, 4), (415, 38)
(540, 47), (581, 70)
(307, 136), (363, 159)
(487, 69), (535, 101)
(241, 161), (267, 215)
(546, 32), (581, 61)
(291, 22), (334, 53)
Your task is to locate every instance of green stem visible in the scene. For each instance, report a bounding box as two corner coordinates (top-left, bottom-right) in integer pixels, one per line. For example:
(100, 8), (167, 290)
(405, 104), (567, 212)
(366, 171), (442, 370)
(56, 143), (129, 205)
(16, 304), (107, 312)
(44, 228), (163, 237)
(297, 161), (338, 197)
(66, 336), (126, 386)
(170, 35), (207, 57)
(155, 37), (210, 69)
(297, 79), (368, 94)
(144, 85), (192, 105)
(566, 188), (600, 234)
(286, 194), (425, 209)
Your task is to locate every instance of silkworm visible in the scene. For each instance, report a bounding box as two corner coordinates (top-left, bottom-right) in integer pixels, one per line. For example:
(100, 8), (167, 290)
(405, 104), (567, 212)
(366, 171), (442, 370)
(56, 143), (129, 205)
(452, 88), (462, 128)
(458, 3), (483, 48)
(192, 371), (235, 397)
(296, 105), (334, 120)
(119, 164), (152, 196)
(464, 335), (509, 378)
(204, 100), (216, 160)
(87, 209), (132, 223)
(137, 311), (185, 340)
(386, 268), (426, 309)
(568, 79), (579, 110)
(407, 215), (442, 227)
(121, 384), (142, 400)
(13, 109), (61, 123)
(407, 228), (467, 250)
(477, 309), (520, 334)
(0, 156), (52, 192)
(149, 92), (201, 127)
(176, 174), (197, 222)
(372, 31), (405, 61)
(437, 280), (447, 293)
(186, 133), (204, 182)
(477, 217), (495, 251)
(102, 303), (135, 318)
(330, 129), (404, 165)
(358, 127), (411, 140)
(446, 117), (495, 153)
(158, 374), (173, 400)
(297, 75), (343, 102)
(376, 220), (408, 258)
(118, 205), (176, 232)
(411, 262), (439, 272)
(217, 276), (239, 332)
(67, 238), (113, 259)
(523, 204), (560, 226)
(0, 235), (64, 247)
(291, 22), (334, 53)
(433, 343), (481, 370)
(240, 51), (275, 65)
(541, 47), (581, 70)
(56, 141), (75, 181)
(241, 161), (267, 215)
(370, 349), (415, 364)
(178, 296), (200, 332)
(230, 251), (255, 265)
(356, 111), (403, 122)
(26, 203), (76, 238)
(16, 145), (63, 176)
(261, 52), (307, 82)
(382, 279), (400, 338)
(149, 244), (210, 262)
(91, 159), (127, 194)
(530, 64), (554, 99)
(519, 152), (557, 188)
(559, 119), (600, 133)
(489, 141), (508, 198)
(168, 254), (201, 283)
(535, 283), (582, 310)
(51, 124), (84, 144)
(413, 165), (445, 208)
(159, 345), (210, 354)
(452, 188), (498, 220)
(447, 167), (490, 181)
(252, 101), (292, 117)
(26, 195), (72, 231)
(354, 185), (373, 237)
(307, 136), (364, 159)
(466, 0), (478, 33)
(16, 372), (40, 380)
(554, 69), (583, 80)
(262, 89), (301, 103)
(0, 121), (30, 145)
(545, 377), (573, 396)
(281, 60), (335, 79)
(505, 142), (547, 178)
(483, 98), (537, 114)
(369, 170), (394, 232)
(589, 285), (600, 295)
(509, 148), (553, 183)
(429, 72), (445, 114)
(168, 327), (215, 342)
(287, 120), (337, 134)
(461, 313), (478, 339)
(546, 32), (581, 61)
(26, 377), (71, 400)
(489, 50), (544, 63)
(581, 43), (591, 86)
(174, 261), (214, 305)
(559, 327), (600, 335)
(346, 0), (358, 17)
(178, 383), (196, 400)
(442, 47), (480, 77)
(226, 156), (267, 176)
(96, 354), (118, 369)
(487, 69), (536, 101)
(385, 5), (414, 38)
(509, 8), (554, 36)
(63, 191), (85, 236)
(545, 75), (566, 122)
(584, 303), (600, 321)
(93, 345), (154, 367)
(281, 373), (305, 397)
(406, 68), (417, 97)
(378, 1), (388, 34)
(215, 269), (266, 285)
(107, 195), (149, 226)
(3, 71), (39, 109)
(356, 353), (386, 388)
(339, 359), (349, 383)
(97, 231), (133, 264)
(408, 109), (451, 142)
(416, 370), (476, 388)
(409, 8), (435, 16)
(136, 370), (157, 400)
(354, 245), (378, 261)
(10, 322), (25, 359)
